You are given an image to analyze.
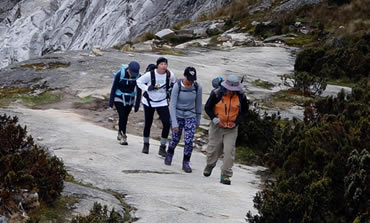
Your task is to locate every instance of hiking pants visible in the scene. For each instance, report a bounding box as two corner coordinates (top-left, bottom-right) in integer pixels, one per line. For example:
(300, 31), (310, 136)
(114, 102), (132, 134)
(206, 122), (238, 178)
(143, 104), (171, 139)
(167, 117), (197, 162)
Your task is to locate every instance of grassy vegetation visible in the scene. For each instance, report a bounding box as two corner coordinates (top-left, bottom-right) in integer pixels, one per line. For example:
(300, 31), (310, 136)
(156, 49), (185, 56)
(18, 62), (70, 72)
(73, 96), (96, 105)
(172, 19), (192, 30)
(28, 196), (80, 223)
(284, 34), (317, 47)
(20, 90), (62, 107)
(132, 32), (156, 44)
(235, 146), (262, 165)
(0, 88), (30, 108)
(0, 88), (62, 108)
(261, 90), (313, 110)
(251, 79), (275, 89)
(327, 78), (357, 88)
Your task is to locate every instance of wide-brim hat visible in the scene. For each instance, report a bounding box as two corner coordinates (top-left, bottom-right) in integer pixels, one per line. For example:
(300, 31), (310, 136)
(221, 75), (243, 91)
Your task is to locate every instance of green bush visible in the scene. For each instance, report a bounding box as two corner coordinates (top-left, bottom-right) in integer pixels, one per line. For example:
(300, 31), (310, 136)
(294, 34), (370, 82)
(0, 115), (66, 207)
(246, 83), (370, 222)
(237, 103), (283, 167)
(280, 71), (327, 96)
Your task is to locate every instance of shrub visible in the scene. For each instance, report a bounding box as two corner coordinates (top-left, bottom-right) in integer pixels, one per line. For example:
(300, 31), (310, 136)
(0, 114), (66, 210)
(294, 34), (370, 82)
(246, 83), (370, 222)
(280, 71), (327, 96)
(71, 202), (124, 223)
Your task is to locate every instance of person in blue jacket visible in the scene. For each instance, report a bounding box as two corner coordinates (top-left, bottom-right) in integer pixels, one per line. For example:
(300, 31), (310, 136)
(109, 61), (141, 145)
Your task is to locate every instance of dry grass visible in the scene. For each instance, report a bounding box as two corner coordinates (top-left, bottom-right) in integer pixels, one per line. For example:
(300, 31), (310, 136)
(308, 0), (370, 37)
(197, 0), (254, 22)
(131, 32), (156, 44)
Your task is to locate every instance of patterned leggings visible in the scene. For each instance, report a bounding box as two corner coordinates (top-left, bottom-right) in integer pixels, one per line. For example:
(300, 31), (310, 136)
(168, 117), (196, 161)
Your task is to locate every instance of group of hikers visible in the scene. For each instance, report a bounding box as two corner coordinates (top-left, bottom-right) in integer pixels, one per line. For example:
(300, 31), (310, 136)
(109, 57), (248, 185)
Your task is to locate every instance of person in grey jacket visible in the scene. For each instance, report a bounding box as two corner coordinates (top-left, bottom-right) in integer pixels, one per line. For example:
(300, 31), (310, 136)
(164, 67), (202, 173)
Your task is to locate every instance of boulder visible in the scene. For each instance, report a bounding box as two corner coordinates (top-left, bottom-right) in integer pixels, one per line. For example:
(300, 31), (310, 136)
(155, 29), (175, 39)
(131, 40), (153, 52)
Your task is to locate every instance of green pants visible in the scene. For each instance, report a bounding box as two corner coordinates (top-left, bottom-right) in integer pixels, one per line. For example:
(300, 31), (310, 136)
(206, 122), (238, 178)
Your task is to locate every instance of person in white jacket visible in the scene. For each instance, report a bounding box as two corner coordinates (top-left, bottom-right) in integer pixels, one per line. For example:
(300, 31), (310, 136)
(136, 57), (176, 156)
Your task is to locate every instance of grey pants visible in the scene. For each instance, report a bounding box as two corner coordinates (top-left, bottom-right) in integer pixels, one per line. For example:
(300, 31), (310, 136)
(206, 122), (238, 178)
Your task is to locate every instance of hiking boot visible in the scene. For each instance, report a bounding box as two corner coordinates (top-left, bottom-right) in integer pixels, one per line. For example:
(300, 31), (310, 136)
(119, 133), (128, 145)
(203, 163), (216, 177)
(164, 153), (173, 166)
(220, 175), (231, 185)
(142, 143), (149, 154)
(182, 161), (192, 173)
(117, 132), (123, 141)
(158, 145), (167, 157)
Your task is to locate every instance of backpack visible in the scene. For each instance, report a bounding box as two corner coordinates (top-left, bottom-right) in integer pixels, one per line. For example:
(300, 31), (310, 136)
(176, 79), (198, 98)
(174, 79), (199, 114)
(112, 64), (139, 106)
(143, 65), (173, 107)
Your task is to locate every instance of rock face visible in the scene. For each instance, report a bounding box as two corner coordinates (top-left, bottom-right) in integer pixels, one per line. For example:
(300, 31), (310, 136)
(0, 0), (231, 69)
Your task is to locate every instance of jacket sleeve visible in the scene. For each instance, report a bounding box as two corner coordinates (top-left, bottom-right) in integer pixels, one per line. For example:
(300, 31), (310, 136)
(169, 82), (180, 128)
(195, 85), (203, 126)
(204, 91), (218, 120)
(134, 83), (142, 112)
(109, 71), (121, 108)
(136, 72), (151, 92)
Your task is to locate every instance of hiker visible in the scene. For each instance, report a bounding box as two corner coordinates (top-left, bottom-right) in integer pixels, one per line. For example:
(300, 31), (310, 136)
(203, 75), (248, 185)
(164, 67), (202, 173)
(136, 57), (176, 156)
(109, 61), (141, 145)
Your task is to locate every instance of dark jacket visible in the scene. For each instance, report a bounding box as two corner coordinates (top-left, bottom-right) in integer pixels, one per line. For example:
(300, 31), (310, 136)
(204, 87), (248, 127)
(109, 69), (141, 109)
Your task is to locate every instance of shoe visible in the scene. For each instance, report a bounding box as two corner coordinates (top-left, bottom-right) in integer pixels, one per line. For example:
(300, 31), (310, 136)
(158, 145), (167, 157)
(117, 132), (123, 141)
(164, 153), (173, 166)
(203, 163), (216, 177)
(120, 133), (128, 145)
(220, 175), (231, 185)
(182, 161), (192, 173)
(142, 143), (149, 154)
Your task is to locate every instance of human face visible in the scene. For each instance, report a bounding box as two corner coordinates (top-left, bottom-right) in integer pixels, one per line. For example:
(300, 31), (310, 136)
(157, 62), (168, 74)
(184, 76), (194, 85)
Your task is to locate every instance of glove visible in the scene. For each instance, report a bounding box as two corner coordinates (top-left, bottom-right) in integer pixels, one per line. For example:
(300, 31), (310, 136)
(212, 117), (220, 125)
(147, 85), (156, 91)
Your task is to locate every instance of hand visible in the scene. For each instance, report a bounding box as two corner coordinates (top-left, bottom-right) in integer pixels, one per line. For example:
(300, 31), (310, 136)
(173, 127), (179, 132)
(228, 123), (236, 128)
(147, 85), (156, 91)
(212, 117), (220, 125)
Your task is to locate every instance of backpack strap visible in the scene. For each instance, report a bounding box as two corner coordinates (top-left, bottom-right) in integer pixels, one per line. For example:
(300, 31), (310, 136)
(175, 79), (199, 113)
(165, 70), (171, 93)
(150, 69), (156, 88)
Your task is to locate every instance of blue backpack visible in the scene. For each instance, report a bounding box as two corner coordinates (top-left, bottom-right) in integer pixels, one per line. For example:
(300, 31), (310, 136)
(112, 64), (140, 106)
